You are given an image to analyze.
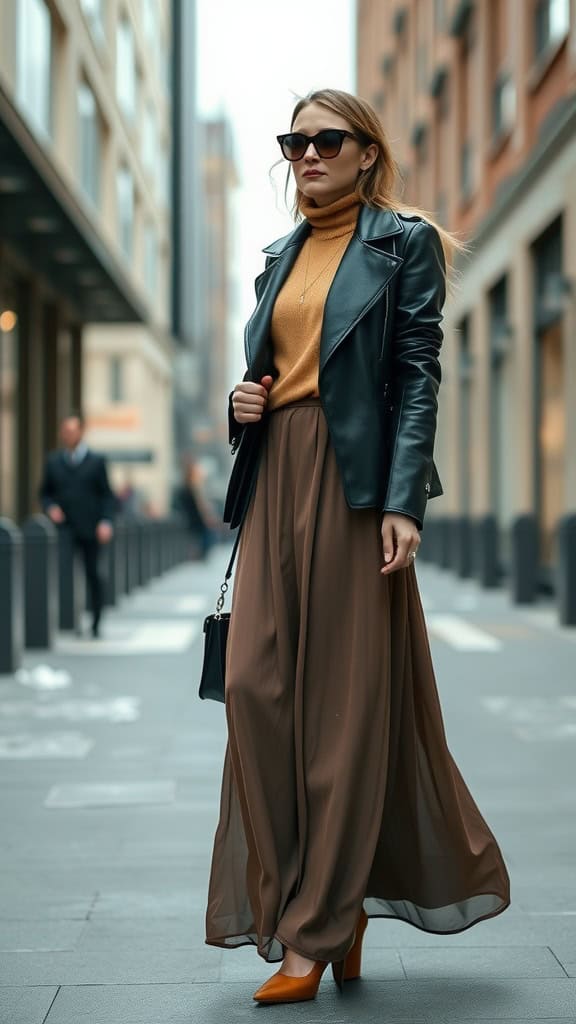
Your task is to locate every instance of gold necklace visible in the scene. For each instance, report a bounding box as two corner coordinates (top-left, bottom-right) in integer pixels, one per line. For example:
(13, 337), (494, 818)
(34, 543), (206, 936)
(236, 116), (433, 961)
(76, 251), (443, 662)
(298, 235), (350, 306)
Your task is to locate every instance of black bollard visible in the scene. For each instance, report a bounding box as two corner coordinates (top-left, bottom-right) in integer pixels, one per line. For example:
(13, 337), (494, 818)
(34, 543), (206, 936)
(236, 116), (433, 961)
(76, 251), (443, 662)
(122, 519), (133, 594)
(0, 518), (24, 673)
(23, 515), (58, 649)
(557, 513), (576, 626)
(58, 526), (85, 631)
(455, 516), (473, 578)
(510, 514), (539, 604)
(438, 517), (452, 569)
(105, 530), (118, 607)
(141, 520), (153, 584)
(150, 520), (161, 578)
(418, 518), (434, 562)
(127, 518), (140, 591)
(136, 519), (148, 586)
(475, 514), (500, 588)
(113, 518), (127, 597)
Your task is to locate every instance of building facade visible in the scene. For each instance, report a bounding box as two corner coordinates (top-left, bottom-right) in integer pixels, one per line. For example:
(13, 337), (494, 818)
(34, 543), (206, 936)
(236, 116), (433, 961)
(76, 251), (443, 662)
(357, 0), (576, 588)
(0, 0), (174, 520)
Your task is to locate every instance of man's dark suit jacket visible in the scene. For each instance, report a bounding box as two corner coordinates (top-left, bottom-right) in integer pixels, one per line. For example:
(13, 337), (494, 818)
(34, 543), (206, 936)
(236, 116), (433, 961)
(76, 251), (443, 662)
(39, 450), (117, 541)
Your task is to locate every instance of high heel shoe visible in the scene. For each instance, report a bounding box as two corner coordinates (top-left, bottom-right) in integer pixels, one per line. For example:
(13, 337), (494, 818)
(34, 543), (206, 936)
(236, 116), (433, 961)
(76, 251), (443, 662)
(332, 907), (369, 985)
(252, 960), (329, 1004)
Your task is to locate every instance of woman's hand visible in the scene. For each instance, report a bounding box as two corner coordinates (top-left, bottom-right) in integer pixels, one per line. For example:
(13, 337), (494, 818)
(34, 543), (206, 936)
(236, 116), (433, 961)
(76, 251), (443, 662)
(380, 512), (420, 575)
(232, 375), (273, 424)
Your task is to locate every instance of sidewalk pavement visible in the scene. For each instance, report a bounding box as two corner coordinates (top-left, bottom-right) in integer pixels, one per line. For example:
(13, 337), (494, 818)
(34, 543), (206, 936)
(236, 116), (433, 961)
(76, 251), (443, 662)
(1, 544), (576, 1024)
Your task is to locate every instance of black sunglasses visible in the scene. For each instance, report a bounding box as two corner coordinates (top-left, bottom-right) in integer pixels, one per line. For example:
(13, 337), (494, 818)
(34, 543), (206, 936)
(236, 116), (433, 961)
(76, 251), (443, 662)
(276, 129), (360, 161)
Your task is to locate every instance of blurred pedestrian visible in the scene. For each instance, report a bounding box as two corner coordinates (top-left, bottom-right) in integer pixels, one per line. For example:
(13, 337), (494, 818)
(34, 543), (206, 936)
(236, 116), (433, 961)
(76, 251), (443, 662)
(39, 412), (116, 638)
(172, 456), (218, 559)
(205, 89), (511, 1005)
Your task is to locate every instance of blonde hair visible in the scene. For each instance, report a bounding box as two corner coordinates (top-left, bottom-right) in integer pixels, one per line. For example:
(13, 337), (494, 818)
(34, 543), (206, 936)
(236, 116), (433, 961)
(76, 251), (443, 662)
(277, 88), (467, 270)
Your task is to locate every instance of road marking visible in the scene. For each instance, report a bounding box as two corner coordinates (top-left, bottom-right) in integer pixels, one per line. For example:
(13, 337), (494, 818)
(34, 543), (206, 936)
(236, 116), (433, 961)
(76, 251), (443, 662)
(0, 732), (93, 759)
(128, 593), (207, 614)
(427, 614), (502, 650)
(45, 780), (176, 809)
(483, 696), (576, 740)
(55, 620), (199, 654)
(0, 697), (140, 723)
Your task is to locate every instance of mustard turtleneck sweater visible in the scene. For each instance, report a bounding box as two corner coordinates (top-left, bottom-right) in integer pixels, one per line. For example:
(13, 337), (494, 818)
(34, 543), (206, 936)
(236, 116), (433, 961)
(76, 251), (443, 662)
(266, 189), (361, 411)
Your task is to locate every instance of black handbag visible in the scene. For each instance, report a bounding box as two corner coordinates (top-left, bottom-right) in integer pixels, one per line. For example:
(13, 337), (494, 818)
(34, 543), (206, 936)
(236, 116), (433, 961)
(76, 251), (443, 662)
(198, 527), (242, 702)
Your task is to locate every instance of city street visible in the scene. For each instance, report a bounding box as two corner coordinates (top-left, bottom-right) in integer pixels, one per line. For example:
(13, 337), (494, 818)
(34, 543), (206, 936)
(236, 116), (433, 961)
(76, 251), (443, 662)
(1, 545), (576, 1024)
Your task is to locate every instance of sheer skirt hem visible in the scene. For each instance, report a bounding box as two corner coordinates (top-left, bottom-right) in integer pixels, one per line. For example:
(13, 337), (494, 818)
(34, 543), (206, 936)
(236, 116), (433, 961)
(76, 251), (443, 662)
(205, 892), (511, 963)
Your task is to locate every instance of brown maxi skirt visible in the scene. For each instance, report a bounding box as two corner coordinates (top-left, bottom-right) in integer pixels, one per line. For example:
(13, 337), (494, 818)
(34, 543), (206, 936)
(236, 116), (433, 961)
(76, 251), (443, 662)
(205, 397), (511, 964)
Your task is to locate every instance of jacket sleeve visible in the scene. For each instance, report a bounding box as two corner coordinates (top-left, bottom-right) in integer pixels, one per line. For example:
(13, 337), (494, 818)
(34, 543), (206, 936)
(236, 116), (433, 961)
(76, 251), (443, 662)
(229, 254), (276, 450)
(39, 454), (56, 512)
(96, 456), (117, 522)
(382, 219), (446, 531)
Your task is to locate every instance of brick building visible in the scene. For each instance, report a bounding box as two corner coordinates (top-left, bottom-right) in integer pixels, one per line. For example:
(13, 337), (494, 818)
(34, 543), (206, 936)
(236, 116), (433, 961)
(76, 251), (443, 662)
(357, 0), (576, 589)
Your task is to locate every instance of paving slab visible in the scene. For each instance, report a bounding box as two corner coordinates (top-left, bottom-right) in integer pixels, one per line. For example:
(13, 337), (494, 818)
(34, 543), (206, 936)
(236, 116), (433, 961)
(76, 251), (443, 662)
(0, 948), (219, 986)
(0, 919), (84, 952)
(0, 985), (59, 1024)
(41, 979), (576, 1023)
(398, 946), (567, 979)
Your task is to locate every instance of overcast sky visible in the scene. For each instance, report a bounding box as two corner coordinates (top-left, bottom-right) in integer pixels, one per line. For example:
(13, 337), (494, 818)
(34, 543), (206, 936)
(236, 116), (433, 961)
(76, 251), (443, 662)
(196, 0), (355, 383)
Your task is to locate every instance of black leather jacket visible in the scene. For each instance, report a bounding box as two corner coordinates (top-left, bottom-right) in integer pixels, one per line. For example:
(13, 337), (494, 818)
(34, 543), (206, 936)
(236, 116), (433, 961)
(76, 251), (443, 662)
(224, 203), (446, 532)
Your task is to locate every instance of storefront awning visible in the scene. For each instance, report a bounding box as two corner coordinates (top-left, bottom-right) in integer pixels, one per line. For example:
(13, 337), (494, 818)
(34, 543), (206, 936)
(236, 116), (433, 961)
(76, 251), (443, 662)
(0, 86), (149, 324)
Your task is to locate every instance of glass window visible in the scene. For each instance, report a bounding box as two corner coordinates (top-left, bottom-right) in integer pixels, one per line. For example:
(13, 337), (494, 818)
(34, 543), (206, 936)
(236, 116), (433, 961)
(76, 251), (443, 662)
(460, 140), (473, 200)
(110, 356), (124, 402)
(158, 143), (171, 206)
(0, 295), (19, 520)
(117, 166), (134, 258)
(142, 101), (157, 173)
(116, 16), (136, 120)
(16, 0), (52, 138)
(144, 223), (158, 297)
(81, 0), (106, 45)
(534, 0), (570, 58)
(142, 0), (157, 43)
(492, 72), (516, 139)
(78, 81), (100, 205)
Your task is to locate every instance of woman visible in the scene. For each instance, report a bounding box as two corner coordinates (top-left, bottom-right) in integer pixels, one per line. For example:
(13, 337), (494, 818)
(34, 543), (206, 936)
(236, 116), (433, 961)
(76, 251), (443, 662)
(205, 89), (510, 1005)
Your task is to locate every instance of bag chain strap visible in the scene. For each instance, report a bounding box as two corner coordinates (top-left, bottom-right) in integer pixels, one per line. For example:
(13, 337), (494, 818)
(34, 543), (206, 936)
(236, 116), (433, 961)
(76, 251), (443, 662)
(213, 526), (243, 620)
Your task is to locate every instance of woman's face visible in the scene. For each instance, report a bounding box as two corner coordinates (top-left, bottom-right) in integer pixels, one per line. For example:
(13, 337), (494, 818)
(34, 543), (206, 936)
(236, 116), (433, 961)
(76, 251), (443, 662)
(290, 102), (378, 207)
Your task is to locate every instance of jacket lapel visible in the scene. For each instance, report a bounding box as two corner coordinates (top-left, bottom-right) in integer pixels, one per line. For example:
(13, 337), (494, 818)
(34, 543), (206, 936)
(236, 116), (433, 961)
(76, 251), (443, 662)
(244, 219), (310, 376)
(246, 203), (406, 378)
(320, 205), (406, 372)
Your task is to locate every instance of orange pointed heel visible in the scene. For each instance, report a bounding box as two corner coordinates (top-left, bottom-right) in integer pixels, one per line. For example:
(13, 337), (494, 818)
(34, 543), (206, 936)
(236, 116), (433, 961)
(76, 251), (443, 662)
(332, 907), (369, 985)
(253, 960), (328, 1004)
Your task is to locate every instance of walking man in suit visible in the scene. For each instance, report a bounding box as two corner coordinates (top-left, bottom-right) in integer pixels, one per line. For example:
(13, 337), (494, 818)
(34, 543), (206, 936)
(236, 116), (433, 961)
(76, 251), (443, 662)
(39, 412), (117, 638)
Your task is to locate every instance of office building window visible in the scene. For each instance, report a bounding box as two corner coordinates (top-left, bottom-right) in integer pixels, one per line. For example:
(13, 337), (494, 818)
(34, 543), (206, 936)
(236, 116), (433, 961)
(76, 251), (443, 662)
(159, 144), (170, 207)
(78, 82), (100, 205)
(117, 166), (134, 258)
(460, 140), (473, 200)
(116, 16), (136, 120)
(142, 102), (157, 173)
(110, 357), (124, 402)
(534, 0), (569, 58)
(492, 72), (516, 140)
(16, 0), (52, 138)
(144, 223), (158, 297)
(142, 0), (158, 43)
(0, 287), (19, 521)
(81, 0), (106, 45)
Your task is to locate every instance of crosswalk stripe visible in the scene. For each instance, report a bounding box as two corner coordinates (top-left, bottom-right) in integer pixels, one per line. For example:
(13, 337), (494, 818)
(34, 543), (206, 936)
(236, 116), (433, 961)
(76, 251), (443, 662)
(427, 614), (502, 651)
